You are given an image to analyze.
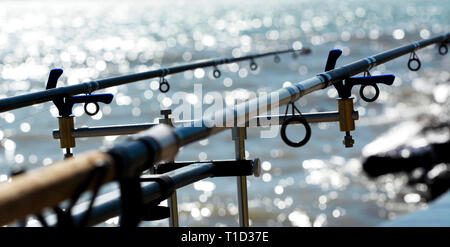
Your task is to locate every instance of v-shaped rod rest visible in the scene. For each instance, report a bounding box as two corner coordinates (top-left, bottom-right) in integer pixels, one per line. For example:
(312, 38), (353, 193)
(323, 49), (396, 147)
(46, 69), (114, 158)
(46, 69), (114, 117)
(325, 50), (395, 101)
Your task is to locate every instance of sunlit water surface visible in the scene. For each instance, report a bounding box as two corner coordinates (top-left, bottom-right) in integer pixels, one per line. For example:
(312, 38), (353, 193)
(0, 0), (449, 226)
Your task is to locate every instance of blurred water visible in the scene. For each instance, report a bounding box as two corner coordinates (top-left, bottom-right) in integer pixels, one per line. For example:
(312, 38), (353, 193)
(0, 0), (449, 226)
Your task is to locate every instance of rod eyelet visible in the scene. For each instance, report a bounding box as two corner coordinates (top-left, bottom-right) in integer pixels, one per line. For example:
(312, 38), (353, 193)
(280, 116), (311, 148)
(213, 68), (221, 78)
(407, 52), (421, 71)
(274, 55), (281, 63)
(359, 84), (380, 102)
(84, 102), (100, 116)
(159, 78), (170, 93)
(438, 43), (448, 55)
(250, 60), (258, 71)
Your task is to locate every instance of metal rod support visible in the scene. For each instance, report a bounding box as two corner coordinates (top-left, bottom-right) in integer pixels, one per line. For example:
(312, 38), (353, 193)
(232, 127), (249, 227)
(52, 111), (359, 139)
(158, 110), (179, 227)
(60, 160), (255, 227)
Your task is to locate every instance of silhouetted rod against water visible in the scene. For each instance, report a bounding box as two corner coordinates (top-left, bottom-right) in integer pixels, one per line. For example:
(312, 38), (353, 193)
(0, 48), (311, 113)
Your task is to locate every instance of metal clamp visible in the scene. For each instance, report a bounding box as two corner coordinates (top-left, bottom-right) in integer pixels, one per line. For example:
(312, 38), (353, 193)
(323, 49), (395, 147)
(58, 116), (76, 158)
(46, 69), (113, 158)
(159, 109), (173, 125)
(46, 69), (114, 118)
(337, 97), (356, 147)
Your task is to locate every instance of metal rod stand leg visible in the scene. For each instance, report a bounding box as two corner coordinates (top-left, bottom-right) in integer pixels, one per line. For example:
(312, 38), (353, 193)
(168, 192), (179, 227)
(232, 127), (249, 227)
(159, 109), (179, 227)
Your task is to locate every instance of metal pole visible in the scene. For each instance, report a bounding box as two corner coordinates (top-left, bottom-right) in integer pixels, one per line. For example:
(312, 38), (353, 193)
(158, 110), (179, 227)
(232, 127), (249, 227)
(52, 111), (359, 139)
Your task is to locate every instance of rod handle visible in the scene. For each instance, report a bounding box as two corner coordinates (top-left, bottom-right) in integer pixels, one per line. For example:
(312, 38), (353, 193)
(0, 151), (115, 226)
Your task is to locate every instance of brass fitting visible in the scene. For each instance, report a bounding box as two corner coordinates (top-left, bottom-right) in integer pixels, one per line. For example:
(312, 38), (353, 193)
(337, 97), (355, 148)
(58, 116), (75, 149)
(159, 109), (173, 126)
(337, 97), (355, 132)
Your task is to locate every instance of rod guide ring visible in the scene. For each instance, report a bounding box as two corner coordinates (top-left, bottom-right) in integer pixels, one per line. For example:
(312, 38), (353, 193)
(407, 52), (421, 71)
(159, 78), (170, 93)
(213, 67), (221, 78)
(359, 84), (380, 102)
(438, 43), (448, 55)
(274, 55), (281, 63)
(84, 102), (100, 116)
(250, 59), (258, 71)
(280, 116), (311, 148)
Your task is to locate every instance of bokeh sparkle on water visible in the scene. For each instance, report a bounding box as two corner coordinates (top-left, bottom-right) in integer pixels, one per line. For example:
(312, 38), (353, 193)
(0, 0), (449, 226)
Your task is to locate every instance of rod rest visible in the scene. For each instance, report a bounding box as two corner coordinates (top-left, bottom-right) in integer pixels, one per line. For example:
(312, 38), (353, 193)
(52, 111), (360, 139)
(46, 69), (114, 117)
(154, 159), (261, 177)
(47, 69), (113, 158)
(321, 49), (396, 147)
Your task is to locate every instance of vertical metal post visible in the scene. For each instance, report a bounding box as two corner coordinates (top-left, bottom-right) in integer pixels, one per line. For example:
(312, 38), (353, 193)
(159, 109), (179, 227)
(232, 127), (250, 227)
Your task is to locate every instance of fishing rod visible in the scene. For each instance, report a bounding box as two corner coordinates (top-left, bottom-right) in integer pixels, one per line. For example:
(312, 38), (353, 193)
(0, 47), (311, 114)
(0, 32), (448, 227)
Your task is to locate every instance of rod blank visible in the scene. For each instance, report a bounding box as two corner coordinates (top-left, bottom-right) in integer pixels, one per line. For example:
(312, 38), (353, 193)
(0, 48), (310, 114)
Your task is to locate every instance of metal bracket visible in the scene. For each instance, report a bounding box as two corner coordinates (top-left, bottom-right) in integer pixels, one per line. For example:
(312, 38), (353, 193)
(46, 69), (114, 118)
(154, 159), (261, 178)
(323, 49), (395, 147)
(46, 69), (114, 158)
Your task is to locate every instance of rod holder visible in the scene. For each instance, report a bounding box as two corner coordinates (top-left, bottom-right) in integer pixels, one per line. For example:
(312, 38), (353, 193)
(322, 49), (395, 147)
(52, 111), (360, 139)
(159, 109), (173, 125)
(337, 98), (356, 131)
(337, 97), (356, 148)
(154, 159), (259, 177)
(57, 116), (76, 158)
(156, 109), (178, 227)
(46, 69), (113, 158)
